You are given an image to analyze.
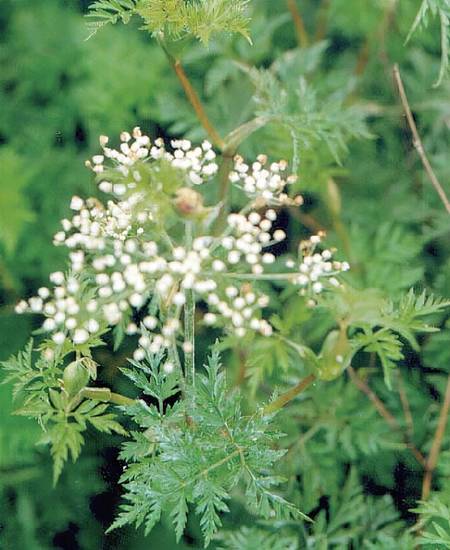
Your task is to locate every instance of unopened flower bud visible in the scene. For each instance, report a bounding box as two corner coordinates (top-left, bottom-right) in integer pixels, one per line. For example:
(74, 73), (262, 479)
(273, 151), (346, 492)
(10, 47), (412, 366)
(63, 361), (90, 396)
(174, 187), (204, 217)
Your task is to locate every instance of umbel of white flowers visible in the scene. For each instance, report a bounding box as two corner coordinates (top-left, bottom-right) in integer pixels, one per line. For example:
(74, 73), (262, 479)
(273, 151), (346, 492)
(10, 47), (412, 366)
(16, 128), (349, 360)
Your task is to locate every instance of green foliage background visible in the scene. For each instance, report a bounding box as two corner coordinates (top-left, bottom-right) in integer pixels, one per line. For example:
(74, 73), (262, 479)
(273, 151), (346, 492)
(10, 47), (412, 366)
(2, 0), (450, 548)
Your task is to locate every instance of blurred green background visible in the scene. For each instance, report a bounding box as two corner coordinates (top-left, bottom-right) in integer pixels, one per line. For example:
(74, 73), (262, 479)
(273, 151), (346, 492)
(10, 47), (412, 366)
(0, 1), (188, 547)
(2, 0), (450, 548)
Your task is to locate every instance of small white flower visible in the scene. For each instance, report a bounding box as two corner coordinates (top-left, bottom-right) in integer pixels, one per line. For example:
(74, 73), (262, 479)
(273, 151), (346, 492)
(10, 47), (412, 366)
(312, 282), (323, 294)
(163, 362), (175, 374)
(54, 312), (65, 324)
(182, 341), (193, 353)
(70, 196), (84, 211)
(142, 315), (157, 330)
(212, 260), (225, 272)
(15, 300), (28, 314)
(66, 318), (77, 330)
(38, 287), (50, 299)
(273, 229), (286, 242)
(43, 348), (55, 361)
(173, 292), (186, 306)
(87, 319), (100, 333)
(262, 253), (275, 264)
(52, 332), (66, 345)
(226, 286), (238, 298)
(29, 297), (43, 312)
(92, 155), (104, 165)
(228, 251), (240, 264)
(129, 293), (144, 308)
(204, 313), (217, 325)
(43, 318), (56, 331)
(50, 271), (65, 285)
(133, 348), (145, 361)
(73, 328), (89, 344)
(99, 181), (113, 193)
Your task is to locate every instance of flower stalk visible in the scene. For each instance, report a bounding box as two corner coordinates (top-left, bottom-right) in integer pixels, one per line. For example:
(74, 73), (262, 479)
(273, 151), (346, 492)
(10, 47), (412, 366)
(184, 221), (196, 393)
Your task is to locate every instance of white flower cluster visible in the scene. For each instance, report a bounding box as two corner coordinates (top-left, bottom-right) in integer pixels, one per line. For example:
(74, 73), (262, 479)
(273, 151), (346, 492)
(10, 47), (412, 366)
(285, 233), (349, 304)
(229, 154), (302, 206)
(219, 208), (286, 274)
(16, 129), (349, 359)
(85, 127), (218, 197)
(15, 271), (101, 346)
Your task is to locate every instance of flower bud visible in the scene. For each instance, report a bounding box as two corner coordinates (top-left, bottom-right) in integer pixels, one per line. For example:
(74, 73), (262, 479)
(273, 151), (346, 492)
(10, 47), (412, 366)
(63, 361), (90, 396)
(174, 187), (204, 217)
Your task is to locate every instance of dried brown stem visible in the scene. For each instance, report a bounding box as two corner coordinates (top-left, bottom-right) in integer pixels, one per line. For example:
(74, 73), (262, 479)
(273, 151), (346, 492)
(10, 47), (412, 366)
(422, 376), (450, 500)
(348, 367), (426, 467)
(286, 0), (309, 47)
(393, 64), (450, 215)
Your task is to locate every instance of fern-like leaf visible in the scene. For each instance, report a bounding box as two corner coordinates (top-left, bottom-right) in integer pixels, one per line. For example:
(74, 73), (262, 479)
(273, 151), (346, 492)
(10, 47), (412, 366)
(407, 0), (450, 86)
(111, 349), (304, 546)
(86, 0), (138, 39)
(136, 0), (251, 44)
(352, 329), (403, 389)
(384, 289), (450, 350)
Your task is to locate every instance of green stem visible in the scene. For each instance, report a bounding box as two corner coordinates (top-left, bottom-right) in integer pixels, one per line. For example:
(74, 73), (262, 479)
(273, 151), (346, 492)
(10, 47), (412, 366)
(220, 272), (298, 280)
(276, 334), (309, 358)
(184, 288), (195, 389)
(180, 448), (242, 489)
(170, 335), (185, 393)
(184, 222), (196, 391)
(207, 270), (342, 281)
(79, 387), (136, 406)
(263, 374), (316, 415)
(213, 154), (234, 233)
